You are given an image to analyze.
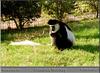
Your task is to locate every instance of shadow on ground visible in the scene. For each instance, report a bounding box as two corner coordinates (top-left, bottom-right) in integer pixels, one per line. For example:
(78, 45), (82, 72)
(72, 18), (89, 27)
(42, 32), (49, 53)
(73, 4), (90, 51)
(72, 44), (99, 53)
(1, 25), (49, 42)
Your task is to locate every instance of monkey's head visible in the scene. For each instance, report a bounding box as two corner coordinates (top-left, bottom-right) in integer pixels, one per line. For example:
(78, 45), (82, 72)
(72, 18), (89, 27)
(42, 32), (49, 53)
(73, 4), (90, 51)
(48, 19), (60, 37)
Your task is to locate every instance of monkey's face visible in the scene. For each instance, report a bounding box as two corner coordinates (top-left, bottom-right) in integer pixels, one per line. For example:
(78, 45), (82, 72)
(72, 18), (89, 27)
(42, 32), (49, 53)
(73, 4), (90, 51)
(48, 19), (60, 37)
(49, 24), (60, 37)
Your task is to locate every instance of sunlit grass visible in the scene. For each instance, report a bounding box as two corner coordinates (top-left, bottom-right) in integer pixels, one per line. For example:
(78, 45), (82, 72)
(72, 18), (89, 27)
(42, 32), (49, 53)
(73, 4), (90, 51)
(0, 19), (99, 66)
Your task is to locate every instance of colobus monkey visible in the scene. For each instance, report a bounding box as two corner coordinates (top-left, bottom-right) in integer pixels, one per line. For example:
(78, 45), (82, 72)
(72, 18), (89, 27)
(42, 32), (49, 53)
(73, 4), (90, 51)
(48, 19), (75, 51)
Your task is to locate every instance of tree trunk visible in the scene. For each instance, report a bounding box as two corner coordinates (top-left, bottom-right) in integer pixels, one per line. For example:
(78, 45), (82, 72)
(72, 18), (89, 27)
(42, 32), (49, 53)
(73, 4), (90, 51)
(96, 8), (98, 18)
(13, 18), (20, 29)
(13, 17), (24, 30)
(19, 19), (24, 30)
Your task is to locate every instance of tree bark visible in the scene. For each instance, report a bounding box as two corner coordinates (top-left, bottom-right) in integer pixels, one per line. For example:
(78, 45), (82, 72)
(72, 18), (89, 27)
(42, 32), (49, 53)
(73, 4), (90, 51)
(13, 18), (20, 29)
(96, 9), (98, 18)
(19, 19), (24, 30)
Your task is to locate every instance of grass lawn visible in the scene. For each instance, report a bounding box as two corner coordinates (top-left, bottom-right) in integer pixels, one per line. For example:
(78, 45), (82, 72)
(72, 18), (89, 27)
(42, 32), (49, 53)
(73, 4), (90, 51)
(0, 19), (99, 66)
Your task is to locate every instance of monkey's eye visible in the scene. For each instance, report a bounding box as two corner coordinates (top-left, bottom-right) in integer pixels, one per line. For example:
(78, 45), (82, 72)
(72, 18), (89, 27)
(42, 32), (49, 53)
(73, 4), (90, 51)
(51, 26), (55, 31)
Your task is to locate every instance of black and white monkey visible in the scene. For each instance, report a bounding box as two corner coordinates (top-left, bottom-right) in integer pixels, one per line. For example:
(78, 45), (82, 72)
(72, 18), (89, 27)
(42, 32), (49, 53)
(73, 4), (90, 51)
(48, 19), (75, 51)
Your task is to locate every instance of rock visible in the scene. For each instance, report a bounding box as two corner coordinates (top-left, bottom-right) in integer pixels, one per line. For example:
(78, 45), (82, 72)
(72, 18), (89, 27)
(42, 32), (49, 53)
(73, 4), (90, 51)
(9, 40), (41, 46)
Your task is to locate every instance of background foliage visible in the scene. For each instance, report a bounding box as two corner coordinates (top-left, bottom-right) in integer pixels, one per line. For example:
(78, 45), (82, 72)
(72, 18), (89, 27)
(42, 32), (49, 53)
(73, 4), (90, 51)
(1, 0), (41, 29)
(1, 0), (99, 29)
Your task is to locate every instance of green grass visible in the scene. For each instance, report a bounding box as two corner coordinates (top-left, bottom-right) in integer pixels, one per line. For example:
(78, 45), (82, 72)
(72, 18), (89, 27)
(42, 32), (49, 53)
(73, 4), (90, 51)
(0, 19), (99, 66)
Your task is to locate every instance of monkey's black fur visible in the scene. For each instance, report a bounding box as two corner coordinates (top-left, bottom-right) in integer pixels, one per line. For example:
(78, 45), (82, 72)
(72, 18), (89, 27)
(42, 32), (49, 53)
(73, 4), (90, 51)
(48, 19), (73, 51)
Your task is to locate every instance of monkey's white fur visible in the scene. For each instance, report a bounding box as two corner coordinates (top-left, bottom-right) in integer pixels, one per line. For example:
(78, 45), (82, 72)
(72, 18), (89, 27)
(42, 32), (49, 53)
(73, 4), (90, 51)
(65, 26), (75, 44)
(49, 24), (60, 34)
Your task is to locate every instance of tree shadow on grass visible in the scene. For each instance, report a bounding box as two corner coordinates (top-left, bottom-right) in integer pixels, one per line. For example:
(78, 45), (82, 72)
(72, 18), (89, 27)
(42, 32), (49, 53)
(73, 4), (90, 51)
(75, 34), (99, 39)
(1, 25), (49, 42)
(69, 19), (98, 33)
(72, 44), (99, 53)
(72, 33), (99, 53)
